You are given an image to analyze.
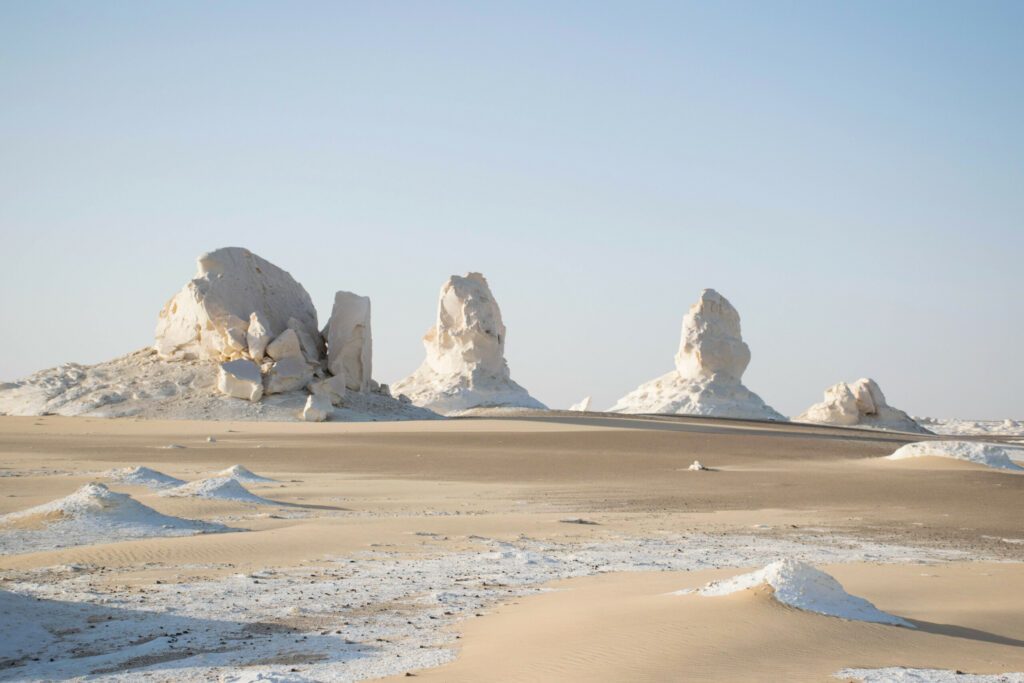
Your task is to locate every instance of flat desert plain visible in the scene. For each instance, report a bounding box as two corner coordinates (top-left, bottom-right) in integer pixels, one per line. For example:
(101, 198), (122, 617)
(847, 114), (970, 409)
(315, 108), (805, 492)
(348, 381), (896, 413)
(1, 414), (1022, 682)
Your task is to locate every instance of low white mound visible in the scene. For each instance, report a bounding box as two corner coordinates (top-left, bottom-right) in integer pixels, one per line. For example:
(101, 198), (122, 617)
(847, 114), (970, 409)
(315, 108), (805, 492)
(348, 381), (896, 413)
(611, 289), (783, 420)
(106, 466), (185, 489)
(0, 348), (438, 421)
(569, 396), (592, 412)
(686, 559), (913, 627)
(392, 273), (546, 415)
(162, 477), (278, 504)
(797, 378), (930, 434)
(0, 483), (229, 554)
(915, 417), (1024, 437)
(217, 465), (278, 483)
(836, 668), (1024, 682)
(886, 441), (1024, 471)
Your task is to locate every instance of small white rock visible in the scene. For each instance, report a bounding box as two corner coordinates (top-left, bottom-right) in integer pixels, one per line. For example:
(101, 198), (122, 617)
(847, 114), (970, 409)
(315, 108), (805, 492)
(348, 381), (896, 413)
(264, 357), (313, 395)
(302, 394), (332, 422)
(266, 328), (304, 361)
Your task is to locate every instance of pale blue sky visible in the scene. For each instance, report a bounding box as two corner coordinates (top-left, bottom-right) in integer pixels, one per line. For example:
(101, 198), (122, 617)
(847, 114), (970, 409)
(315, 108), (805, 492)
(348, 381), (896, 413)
(1, 1), (1021, 417)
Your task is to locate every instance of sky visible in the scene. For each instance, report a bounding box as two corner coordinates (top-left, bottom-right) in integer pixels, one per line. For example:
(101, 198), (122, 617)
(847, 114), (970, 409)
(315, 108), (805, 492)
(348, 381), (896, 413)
(1, 1), (1021, 418)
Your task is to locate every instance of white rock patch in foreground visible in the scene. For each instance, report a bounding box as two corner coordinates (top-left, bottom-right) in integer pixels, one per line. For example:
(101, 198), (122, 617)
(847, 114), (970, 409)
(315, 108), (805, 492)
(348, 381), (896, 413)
(106, 466), (185, 489)
(0, 483), (229, 554)
(611, 289), (782, 420)
(392, 272), (545, 414)
(683, 559), (913, 626)
(836, 668), (1024, 682)
(217, 359), (264, 401)
(162, 477), (278, 505)
(887, 441), (1024, 471)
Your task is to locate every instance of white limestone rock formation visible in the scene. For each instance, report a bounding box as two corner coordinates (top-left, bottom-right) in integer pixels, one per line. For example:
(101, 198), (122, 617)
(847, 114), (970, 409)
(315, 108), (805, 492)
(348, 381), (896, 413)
(610, 289), (783, 420)
(302, 394), (332, 422)
(797, 378), (930, 433)
(217, 360), (264, 402)
(326, 291), (372, 393)
(264, 357), (313, 395)
(154, 247), (321, 363)
(309, 375), (347, 406)
(265, 328), (304, 361)
(391, 273), (546, 414)
(569, 396), (592, 412)
(246, 311), (272, 363)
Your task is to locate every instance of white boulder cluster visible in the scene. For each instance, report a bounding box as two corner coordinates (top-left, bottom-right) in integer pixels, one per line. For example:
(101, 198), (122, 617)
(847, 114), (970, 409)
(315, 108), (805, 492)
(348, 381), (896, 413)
(796, 378), (929, 433)
(154, 248), (387, 422)
(610, 289), (784, 420)
(391, 272), (545, 415)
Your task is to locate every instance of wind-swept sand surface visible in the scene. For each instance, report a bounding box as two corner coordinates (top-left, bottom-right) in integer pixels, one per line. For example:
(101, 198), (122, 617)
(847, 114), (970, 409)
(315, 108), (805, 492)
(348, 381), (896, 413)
(1, 414), (1022, 681)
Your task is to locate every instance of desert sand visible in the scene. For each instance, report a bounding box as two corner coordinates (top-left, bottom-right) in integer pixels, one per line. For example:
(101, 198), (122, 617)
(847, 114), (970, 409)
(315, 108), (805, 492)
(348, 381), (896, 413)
(1, 413), (1022, 681)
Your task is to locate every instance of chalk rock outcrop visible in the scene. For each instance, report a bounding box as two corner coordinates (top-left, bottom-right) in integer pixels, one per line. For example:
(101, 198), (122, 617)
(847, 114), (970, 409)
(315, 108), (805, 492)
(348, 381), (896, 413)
(610, 289), (783, 420)
(154, 247), (321, 363)
(302, 394), (332, 422)
(326, 292), (372, 393)
(797, 378), (930, 433)
(569, 396), (592, 412)
(391, 273), (545, 414)
(217, 360), (264, 402)
(264, 357), (313, 395)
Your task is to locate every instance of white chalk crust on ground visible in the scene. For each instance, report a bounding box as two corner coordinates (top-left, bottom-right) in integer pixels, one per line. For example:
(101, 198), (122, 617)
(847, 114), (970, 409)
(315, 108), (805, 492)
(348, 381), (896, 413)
(683, 559), (913, 627)
(887, 441), (1024, 471)
(216, 465), (279, 483)
(161, 477), (279, 504)
(836, 668), (1024, 682)
(0, 348), (437, 421)
(914, 417), (1024, 437)
(106, 466), (185, 489)
(0, 483), (230, 554)
(611, 289), (783, 420)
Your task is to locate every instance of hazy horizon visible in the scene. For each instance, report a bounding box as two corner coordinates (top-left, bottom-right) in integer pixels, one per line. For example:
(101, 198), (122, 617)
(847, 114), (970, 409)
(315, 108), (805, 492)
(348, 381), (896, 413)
(2, 2), (1021, 418)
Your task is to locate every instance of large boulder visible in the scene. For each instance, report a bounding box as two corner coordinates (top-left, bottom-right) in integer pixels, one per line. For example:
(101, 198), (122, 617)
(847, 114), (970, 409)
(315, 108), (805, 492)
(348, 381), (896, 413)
(391, 273), (545, 414)
(797, 378), (931, 433)
(610, 289), (783, 420)
(263, 357), (313, 395)
(217, 359), (264, 402)
(154, 248), (321, 363)
(325, 291), (372, 393)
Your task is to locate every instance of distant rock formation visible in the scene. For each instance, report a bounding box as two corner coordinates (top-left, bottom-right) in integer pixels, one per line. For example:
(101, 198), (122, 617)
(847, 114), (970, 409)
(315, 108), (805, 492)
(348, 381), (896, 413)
(610, 289), (783, 420)
(391, 272), (545, 414)
(796, 378), (930, 433)
(569, 396), (592, 412)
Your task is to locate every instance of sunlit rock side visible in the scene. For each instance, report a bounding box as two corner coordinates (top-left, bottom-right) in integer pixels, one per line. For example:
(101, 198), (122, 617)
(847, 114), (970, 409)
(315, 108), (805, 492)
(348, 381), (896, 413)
(154, 247), (321, 363)
(391, 273), (545, 414)
(325, 291), (372, 393)
(610, 289), (783, 420)
(797, 378), (930, 433)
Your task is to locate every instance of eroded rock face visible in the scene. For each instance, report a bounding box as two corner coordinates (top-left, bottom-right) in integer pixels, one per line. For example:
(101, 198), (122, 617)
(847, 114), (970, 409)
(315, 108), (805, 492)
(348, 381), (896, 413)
(326, 291), (372, 393)
(217, 360), (263, 402)
(797, 378), (930, 433)
(154, 248), (321, 363)
(391, 273), (545, 414)
(674, 289), (751, 382)
(611, 289), (783, 420)
(264, 357), (313, 395)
